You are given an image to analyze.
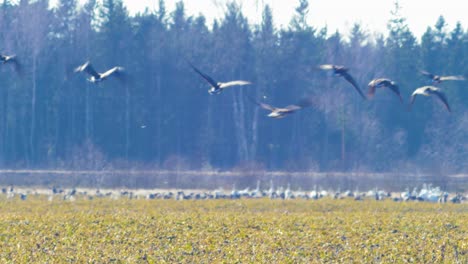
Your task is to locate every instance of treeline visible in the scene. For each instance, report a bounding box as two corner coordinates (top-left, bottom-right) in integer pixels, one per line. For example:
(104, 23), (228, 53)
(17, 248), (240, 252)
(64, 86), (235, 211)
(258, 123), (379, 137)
(0, 0), (466, 174)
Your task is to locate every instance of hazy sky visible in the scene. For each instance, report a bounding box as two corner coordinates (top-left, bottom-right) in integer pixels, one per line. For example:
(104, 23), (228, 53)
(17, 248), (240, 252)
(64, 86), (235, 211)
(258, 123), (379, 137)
(55, 0), (467, 38)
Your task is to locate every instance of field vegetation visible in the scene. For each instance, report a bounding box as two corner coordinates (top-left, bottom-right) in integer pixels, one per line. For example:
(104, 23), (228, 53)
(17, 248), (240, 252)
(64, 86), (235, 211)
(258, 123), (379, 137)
(0, 196), (466, 263)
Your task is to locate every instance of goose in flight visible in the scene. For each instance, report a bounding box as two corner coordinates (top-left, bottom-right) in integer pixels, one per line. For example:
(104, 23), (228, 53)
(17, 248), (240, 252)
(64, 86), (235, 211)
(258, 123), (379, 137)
(420, 70), (465, 84)
(187, 61), (251, 95)
(319, 64), (366, 100)
(74, 61), (125, 83)
(250, 96), (314, 118)
(0, 54), (22, 74)
(410, 86), (451, 112)
(368, 78), (403, 102)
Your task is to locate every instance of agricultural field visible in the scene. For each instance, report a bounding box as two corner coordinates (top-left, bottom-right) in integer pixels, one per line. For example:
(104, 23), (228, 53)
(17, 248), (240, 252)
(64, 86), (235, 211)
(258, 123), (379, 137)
(0, 196), (466, 263)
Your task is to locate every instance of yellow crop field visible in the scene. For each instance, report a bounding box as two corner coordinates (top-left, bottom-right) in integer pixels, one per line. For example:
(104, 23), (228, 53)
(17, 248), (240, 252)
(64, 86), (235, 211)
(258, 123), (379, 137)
(0, 197), (466, 263)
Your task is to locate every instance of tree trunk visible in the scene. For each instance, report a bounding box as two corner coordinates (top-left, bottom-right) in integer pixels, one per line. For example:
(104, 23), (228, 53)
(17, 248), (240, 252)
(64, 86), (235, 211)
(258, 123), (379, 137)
(29, 55), (37, 164)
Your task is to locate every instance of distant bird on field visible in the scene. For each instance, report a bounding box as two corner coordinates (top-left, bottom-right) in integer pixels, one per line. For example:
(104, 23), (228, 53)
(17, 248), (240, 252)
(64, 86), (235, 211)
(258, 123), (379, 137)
(187, 61), (251, 95)
(250, 96), (315, 119)
(368, 78), (403, 102)
(319, 64), (366, 100)
(410, 86), (451, 112)
(419, 70), (465, 84)
(74, 61), (125, 83)
(0, 54), (22, 74)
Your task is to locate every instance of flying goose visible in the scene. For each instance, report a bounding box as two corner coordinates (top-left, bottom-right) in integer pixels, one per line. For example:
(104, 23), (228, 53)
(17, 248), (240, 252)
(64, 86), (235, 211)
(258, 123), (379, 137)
(319, 64), (366, 99)
(0, 54), (21, 74)
(187, 61), (251, 95)
(368, 78), (403, 102)
(420, 70), (465, 84)
(410, 86), (451, 112)
(74, 61), (125, 83)
(250, 96), (314, 118)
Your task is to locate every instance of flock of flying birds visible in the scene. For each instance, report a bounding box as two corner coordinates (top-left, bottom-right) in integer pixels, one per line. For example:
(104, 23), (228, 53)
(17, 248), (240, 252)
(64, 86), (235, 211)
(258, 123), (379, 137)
(1, 52), (464, 117)
(186, 62), (462, 116)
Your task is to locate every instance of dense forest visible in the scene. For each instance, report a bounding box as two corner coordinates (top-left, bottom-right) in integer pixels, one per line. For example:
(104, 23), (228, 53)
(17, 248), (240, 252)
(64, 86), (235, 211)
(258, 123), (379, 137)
(0, 0), (466, 174)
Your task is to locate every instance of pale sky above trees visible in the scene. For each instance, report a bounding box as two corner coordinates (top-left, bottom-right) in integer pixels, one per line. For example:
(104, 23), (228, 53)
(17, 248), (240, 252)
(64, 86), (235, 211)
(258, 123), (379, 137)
(50, 0), (468, 38)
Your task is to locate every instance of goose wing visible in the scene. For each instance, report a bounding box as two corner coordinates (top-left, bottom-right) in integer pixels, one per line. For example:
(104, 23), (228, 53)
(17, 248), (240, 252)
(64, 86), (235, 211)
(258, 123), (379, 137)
(409, 92), (421, 111)
(101, 66), (125, 79)
(219, 80), (252, 89)
(247, 96), (277, 111)
(420, 70), (435, 79)
(187, 61), (219, 88)
(429, 89), (451, 112)
(388, 83), (403, 103)
(284, 96), (315, 111)
(284, 105), (302, 112)
(439, 75), (465, 81)
(342, 71), (366, 99)
(74, 61), (100, 79)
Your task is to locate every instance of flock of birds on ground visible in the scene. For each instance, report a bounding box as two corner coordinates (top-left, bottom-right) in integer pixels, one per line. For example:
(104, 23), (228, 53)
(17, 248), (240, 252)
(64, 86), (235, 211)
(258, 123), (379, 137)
(1, 183), (466, 204)
(1, 52), (464, 118)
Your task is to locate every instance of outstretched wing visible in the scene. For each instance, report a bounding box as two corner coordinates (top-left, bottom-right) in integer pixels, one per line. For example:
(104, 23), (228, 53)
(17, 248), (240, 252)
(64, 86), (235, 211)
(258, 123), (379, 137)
(408, 90), (421, 111)
(186, 61), (219, 88)
(342, 72), (366, 100)
(388, 84), (403, 103)
(419, 70), (435, 79)
(284, 105), (302, 111)
(247, 96), (276, 111)
(101, 66), (125, 79)
(219, 80), (252, 89)
(430, 89), (451, 112)
(439, 75), (465, 81)
(74, 61), (100, 79)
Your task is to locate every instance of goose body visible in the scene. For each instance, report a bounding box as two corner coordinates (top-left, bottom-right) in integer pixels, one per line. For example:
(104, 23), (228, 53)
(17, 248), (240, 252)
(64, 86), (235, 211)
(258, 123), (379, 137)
(319, 64), (366, 99)
(75, 61), (125, 83)
(187, 61), (251, 94)
(410, 86), (451, 112)
(368, 78), (403, 102)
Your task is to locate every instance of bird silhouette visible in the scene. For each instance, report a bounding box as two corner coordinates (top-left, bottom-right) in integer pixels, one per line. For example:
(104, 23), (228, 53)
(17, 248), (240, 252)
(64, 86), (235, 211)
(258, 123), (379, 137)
(319, 64), (366, 99)
(74, 61), (125, 83)
(187, 60), (251, 95)
(249, 96), (315, 118)
(368, 78), (403, 102)
(0, 54), (22, 75)
(410, 86), (451, 112)
(420, 70), (465, 84)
